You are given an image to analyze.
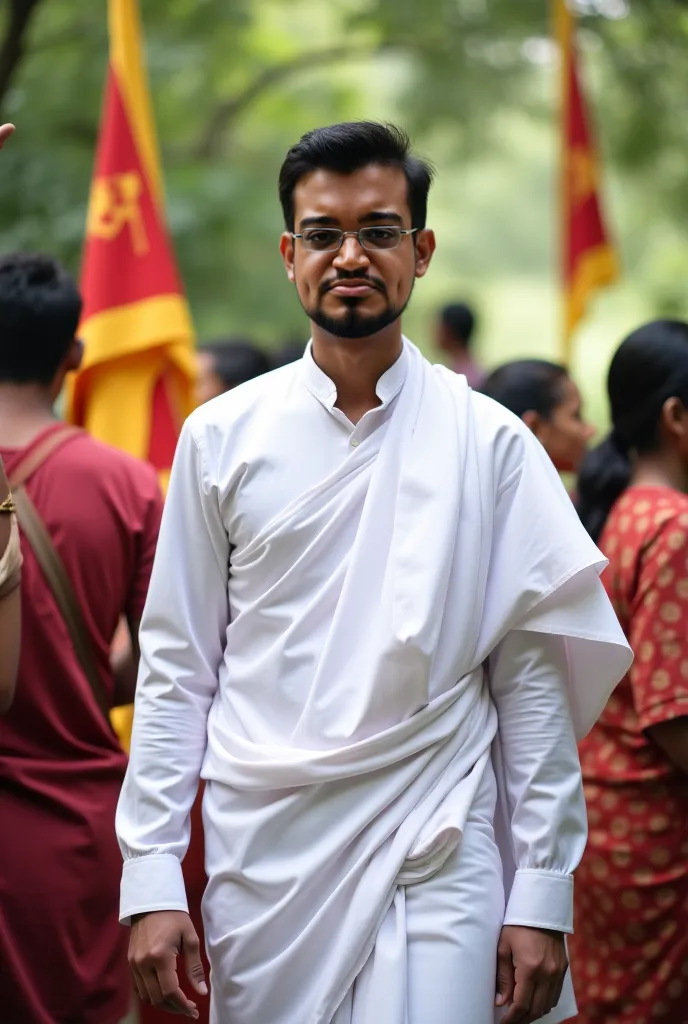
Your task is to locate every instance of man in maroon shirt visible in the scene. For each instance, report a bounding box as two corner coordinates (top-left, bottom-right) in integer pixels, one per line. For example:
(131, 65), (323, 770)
(0, 252), (163, 1024)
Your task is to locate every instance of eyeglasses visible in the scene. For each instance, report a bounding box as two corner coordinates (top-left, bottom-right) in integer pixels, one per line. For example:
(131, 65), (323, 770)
(292, 226), (418, 253)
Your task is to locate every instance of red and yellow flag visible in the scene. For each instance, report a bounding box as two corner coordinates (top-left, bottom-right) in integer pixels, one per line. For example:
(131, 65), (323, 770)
(67, 0), (196, 746)
(66, 0), (195, 491)
(556, 0), (618, 360)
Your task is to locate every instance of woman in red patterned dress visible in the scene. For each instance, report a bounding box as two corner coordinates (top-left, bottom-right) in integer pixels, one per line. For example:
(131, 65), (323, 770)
(571, 320), (688, 1023)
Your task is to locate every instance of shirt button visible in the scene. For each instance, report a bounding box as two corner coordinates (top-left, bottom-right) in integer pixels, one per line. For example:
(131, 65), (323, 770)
(350, 438), (360, 447)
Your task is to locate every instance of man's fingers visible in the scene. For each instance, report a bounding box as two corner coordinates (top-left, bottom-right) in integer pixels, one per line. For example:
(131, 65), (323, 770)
(133, 949), (198, 1018)
(157, 961), (199, 1018)
(182, 924), (208, 997)
(550, 949), (568, 1011)
(497, 927), (568, 1022)
(501, 971), (535, 1024)
(505, 965), (565, 1024)
(528, 959), (567, 1022)
(527, 978), (555, 1023)
(139, 965), (198, 1018)
(138, 963), (166, 1010)
(549, 972), (566, 1014)
(0, 123), (14, 149)
(128, 912), (203, 1016)
(495, 941), (515, 1008)
(131, 965), (149, 1005)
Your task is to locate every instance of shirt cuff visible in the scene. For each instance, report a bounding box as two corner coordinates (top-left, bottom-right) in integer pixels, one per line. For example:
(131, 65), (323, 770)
(119, 853), (189, 925)
(503, 868), (574, 934)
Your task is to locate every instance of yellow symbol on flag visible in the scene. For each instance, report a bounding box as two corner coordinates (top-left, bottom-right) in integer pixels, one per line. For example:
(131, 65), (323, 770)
(87, 171), (149, 256)
(569, 147), (598, 207)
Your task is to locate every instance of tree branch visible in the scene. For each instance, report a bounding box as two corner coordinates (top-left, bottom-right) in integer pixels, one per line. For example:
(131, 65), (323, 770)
(0, 0), (43, 115)
(194, 44), (374, 160)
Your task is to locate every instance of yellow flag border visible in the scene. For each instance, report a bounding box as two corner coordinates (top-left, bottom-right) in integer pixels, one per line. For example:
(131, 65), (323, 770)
(78, 293), (196, 372)
(565, 244), (618, 347)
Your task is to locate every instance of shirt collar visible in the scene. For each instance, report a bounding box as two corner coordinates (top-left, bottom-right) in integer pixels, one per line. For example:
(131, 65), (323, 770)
(301, 338), (408, 411)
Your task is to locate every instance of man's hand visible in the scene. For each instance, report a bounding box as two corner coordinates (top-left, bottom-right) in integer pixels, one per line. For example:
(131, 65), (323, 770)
(129, 910), (208, 1018)
(495, 925), (568, 1023)
(0, 124), (14, 150)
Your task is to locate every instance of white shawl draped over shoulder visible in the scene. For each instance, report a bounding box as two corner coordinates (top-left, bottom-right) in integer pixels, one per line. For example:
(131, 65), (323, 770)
(181, 341), (632, 1024)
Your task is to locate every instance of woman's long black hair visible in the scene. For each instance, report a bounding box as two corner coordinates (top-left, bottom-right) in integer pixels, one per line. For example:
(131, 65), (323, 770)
(576, 320), (688, 542)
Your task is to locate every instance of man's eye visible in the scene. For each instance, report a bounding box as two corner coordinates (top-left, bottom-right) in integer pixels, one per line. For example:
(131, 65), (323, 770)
(304, 230), (339, 247)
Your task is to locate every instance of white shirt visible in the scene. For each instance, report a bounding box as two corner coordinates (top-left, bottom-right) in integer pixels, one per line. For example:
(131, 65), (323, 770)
(123, 343), (583, 922)
(116, 340), (631, 1023)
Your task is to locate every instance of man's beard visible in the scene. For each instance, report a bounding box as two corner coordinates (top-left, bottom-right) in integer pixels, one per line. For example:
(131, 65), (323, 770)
(305, 300), (405, 340)
(301, 279), (414, 341)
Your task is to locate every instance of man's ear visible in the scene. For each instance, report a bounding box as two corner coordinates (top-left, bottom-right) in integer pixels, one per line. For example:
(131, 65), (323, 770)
(280, 232), (296, 283)
(414, 229), (436, 279)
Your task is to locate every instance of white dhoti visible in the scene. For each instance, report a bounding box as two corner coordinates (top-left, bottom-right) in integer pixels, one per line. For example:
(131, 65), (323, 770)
(328, 759), (504, 1024)
(118, 339), (632, 1024)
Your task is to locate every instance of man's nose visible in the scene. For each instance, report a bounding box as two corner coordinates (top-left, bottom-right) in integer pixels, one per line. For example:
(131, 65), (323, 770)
(333, 235), (370, 271)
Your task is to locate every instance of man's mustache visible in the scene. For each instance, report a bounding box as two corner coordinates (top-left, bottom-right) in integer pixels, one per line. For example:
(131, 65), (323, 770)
(320, 274), (387, 296)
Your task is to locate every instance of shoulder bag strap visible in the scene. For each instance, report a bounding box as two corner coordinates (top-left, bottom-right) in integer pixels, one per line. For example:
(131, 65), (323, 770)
(8, 425), (83, 489)
(8, 426), (113, 727)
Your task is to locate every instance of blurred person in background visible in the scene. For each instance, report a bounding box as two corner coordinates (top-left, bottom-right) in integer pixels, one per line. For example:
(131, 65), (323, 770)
(195, 338), (271, 405)
(271, 337), (307, 367)
(571, 320), (688, 1024)
(436, 300), (485, 388)
(0, 253), (163, 1024)
(118, 121), (630, 1024)
(481, 359), (595, 475)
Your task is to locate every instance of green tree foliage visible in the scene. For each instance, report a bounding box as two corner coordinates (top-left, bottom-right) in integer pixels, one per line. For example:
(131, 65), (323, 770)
(0, 0), (687, 344)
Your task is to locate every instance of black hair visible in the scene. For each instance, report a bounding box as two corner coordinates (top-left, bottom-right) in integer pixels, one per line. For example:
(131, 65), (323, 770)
(0, 252), (82, 385)
(278, 121), (434, 232)
(481, 359), (570, 420)
(440, 302), (476, 348)
(577, 320), (688, 542)
(198, 339), (271, 390)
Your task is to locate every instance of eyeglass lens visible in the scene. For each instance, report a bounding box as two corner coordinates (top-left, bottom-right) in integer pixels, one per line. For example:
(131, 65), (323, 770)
(301, 227), (404, 252)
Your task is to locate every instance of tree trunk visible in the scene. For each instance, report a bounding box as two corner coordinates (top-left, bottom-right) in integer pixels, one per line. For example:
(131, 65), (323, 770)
(0, 0), (43, 115)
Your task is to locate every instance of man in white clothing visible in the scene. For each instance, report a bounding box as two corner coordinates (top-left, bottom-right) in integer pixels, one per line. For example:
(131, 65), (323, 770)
(117, 122), (632, 1024)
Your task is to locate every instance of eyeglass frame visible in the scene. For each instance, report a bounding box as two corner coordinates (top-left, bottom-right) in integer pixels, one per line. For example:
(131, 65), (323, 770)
(291, 226), (418, 253)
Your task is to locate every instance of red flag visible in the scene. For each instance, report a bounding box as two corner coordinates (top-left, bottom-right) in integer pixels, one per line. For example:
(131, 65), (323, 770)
(556, 0), (618, 359)
(66, 0), (195, 495)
